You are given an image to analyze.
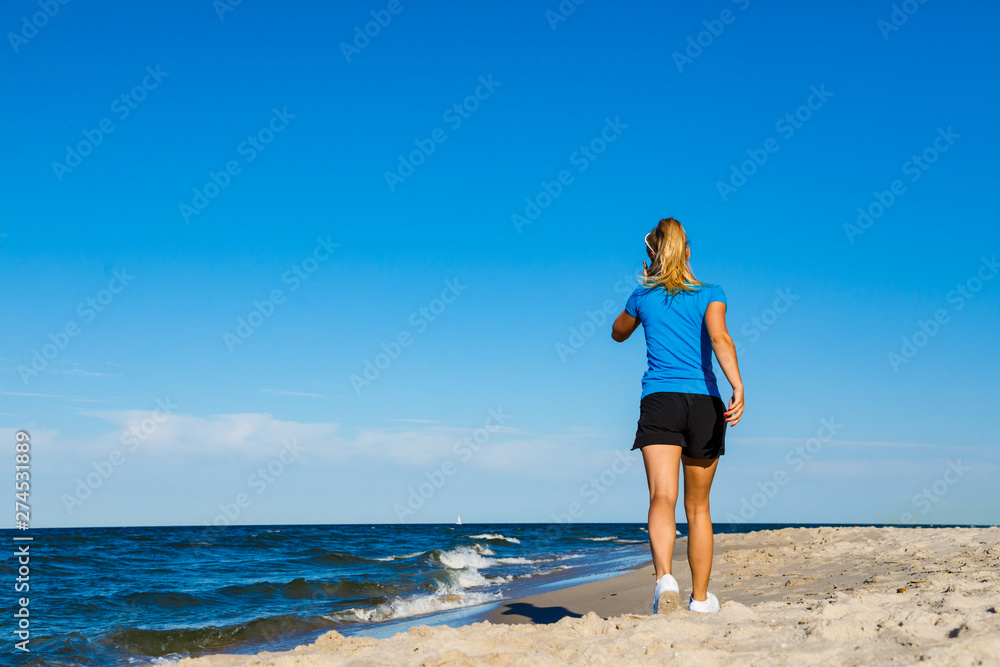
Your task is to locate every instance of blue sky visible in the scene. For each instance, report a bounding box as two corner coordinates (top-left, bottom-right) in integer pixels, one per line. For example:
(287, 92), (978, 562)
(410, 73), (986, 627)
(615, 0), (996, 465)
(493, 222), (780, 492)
(2, 0), (997, 528)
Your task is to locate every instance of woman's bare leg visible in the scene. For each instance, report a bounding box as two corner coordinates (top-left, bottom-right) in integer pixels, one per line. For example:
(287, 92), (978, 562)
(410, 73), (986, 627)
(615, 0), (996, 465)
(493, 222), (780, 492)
(682, 455), (719, 601)
(640, 445), (683, 580)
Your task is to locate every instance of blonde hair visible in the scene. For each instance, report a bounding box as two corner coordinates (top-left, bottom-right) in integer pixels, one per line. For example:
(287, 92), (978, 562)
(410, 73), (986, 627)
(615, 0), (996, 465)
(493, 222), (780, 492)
(641, 217), (703, 295)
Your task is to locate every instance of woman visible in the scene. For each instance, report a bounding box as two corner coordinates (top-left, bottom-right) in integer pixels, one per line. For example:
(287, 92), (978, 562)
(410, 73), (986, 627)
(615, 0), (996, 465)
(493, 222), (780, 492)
(611, 217), (744, 615)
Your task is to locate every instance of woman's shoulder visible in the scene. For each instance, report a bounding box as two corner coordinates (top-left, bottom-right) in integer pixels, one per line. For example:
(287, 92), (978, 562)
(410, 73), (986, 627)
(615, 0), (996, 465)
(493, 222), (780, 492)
(631, 282), (724, 299)
(691, 281), (724, 293)
(628, 282), (657, 297)
(695, 283), (727, 304)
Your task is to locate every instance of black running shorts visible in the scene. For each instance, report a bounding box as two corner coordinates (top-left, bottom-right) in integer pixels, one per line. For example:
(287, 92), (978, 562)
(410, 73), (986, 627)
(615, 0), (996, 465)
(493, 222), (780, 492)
(632, 391), (727, 459)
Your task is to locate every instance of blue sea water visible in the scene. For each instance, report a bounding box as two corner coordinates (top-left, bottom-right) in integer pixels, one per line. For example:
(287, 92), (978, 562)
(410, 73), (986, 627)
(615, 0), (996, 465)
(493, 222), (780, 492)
(0, 522), (974, 666)
(0, 522), (650, 666)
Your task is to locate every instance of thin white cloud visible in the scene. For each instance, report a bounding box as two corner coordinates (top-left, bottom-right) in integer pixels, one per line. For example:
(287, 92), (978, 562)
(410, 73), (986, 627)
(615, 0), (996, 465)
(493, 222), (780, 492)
(53, 409), (616, 481)
(383, 418), (440, 424)
(740, 457), (1000, 483)
(50, 361), (119, 377)
(259, 388), (325, 397)
(0, 390), (113, 403)
(0, 359), (119, 379)
(75, 409), (342, 461)
(728, 437), (995, 452)
(53, 409), (995, 493)
(53, 368), (119, 378)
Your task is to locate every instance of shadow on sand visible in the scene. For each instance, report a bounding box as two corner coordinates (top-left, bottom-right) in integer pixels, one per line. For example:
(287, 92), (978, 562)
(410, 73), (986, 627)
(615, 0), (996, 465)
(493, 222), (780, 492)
(498, 602), (585, 624)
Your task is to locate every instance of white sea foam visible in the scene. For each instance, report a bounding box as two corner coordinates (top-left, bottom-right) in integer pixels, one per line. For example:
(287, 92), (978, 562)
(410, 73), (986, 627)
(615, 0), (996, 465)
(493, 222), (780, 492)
(450, 568), (513, 588)
(341, 544), (510, 625)
(145, 656), (187, 665)
(337, 586), (502, 624)
(370, 552), (423, 562)
(466, 533), (521, 544)
(437, 545), (496, 569)
(472, 543), (495, 556)
(338, 539), (532, 626)
(582, 537), (618, 542)
(494, 556), (533, 565)
(449, 568), (491, 587)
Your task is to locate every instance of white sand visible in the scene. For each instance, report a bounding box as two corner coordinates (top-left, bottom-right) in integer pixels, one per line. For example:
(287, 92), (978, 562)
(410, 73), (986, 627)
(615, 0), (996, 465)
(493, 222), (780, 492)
(173, 526), (1000, 666)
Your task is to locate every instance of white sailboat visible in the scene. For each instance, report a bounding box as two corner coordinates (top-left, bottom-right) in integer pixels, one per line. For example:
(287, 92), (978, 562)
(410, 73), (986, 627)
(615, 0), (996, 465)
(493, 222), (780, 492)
(456, 515), (462, 525)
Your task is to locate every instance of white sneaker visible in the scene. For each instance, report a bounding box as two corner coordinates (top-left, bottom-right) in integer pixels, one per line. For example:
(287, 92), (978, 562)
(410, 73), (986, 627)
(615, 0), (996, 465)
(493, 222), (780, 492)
(653, 574), (680, 614)
(688, 592), (720, 613)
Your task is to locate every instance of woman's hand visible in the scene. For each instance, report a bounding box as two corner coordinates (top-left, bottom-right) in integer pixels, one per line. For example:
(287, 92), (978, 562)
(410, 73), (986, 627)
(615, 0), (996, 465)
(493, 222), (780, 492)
(724, 387), (744, 427)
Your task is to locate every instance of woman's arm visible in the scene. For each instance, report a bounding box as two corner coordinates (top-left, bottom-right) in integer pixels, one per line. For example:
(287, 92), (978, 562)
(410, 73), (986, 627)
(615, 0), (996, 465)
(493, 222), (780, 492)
(704, 301), (744, 426)
(611, 310), (640, 342)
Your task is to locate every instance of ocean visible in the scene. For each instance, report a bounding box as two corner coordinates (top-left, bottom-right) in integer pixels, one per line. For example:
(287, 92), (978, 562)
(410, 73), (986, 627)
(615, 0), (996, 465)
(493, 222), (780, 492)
(0, 522), (953, 666)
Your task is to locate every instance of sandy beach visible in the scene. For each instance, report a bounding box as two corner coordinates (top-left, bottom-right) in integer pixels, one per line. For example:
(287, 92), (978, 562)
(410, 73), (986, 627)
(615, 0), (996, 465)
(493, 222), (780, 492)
(174, 526), (1000, 666)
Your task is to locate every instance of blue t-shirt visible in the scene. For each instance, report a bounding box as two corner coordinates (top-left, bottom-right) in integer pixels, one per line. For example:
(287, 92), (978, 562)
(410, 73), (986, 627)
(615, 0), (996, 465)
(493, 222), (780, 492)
(625, 282), (727, 399)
